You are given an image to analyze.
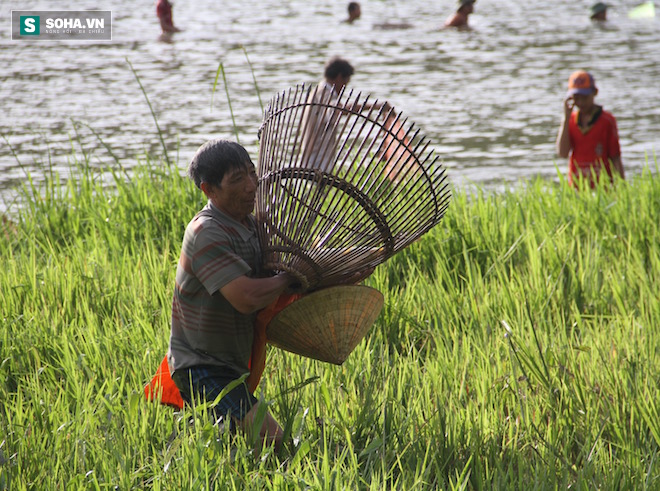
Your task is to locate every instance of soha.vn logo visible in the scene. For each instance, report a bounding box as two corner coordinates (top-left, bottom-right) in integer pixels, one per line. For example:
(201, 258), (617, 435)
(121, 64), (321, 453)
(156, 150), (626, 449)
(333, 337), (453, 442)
(19, 15), (106, 36)
(13, 11), (111, 41)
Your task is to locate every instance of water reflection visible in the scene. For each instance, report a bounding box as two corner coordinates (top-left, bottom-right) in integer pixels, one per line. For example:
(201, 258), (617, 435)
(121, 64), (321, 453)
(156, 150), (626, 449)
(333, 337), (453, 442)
(1, 0), (659, 210)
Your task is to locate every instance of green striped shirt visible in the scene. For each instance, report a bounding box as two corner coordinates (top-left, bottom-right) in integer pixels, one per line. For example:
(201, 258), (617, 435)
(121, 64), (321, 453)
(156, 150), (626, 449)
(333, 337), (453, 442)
(168, 202), (262, 375)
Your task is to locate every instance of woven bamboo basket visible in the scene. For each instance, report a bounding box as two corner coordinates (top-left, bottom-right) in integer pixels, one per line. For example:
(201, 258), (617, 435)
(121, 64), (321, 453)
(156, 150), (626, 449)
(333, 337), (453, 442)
(256, 83), (451, 291)
(266, 285), (384, 365)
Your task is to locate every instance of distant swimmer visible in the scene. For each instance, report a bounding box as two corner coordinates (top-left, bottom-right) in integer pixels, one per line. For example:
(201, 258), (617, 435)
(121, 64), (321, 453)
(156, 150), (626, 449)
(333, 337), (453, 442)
(156, 0), (181, 34)
(590, 2), (608, 21)
(444, 0), (475, 29)
(343, 2), (361, 24)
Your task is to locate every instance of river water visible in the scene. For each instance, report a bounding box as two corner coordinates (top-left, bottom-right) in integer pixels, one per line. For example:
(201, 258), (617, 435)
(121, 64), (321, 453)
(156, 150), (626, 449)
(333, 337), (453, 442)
(2, 1), (659, 210)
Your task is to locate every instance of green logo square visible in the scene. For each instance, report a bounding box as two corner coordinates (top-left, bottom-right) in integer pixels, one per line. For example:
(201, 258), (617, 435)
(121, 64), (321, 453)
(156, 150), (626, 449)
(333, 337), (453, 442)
(20, 16), (40, 36)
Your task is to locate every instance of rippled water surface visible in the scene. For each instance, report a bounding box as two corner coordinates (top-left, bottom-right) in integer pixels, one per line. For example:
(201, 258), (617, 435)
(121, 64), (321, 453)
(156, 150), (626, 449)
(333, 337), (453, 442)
(2, 0), (659, 208)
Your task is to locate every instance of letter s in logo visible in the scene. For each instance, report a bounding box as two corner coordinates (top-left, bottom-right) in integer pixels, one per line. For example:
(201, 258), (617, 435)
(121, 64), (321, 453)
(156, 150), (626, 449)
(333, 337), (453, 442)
(24, 18), (36, 32)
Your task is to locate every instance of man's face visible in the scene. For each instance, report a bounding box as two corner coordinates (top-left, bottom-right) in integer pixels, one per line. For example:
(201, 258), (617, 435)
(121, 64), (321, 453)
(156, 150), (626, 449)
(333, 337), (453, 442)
(572, 92), (596, 111)
(208, 164), (258, 222)
(331, 75), (350, 94)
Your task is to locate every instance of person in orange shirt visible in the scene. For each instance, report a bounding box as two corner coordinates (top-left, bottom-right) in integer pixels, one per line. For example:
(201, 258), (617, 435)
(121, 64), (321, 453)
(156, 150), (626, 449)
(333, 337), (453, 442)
(556, 71), (624, 189)
(444, 0), (476, 29)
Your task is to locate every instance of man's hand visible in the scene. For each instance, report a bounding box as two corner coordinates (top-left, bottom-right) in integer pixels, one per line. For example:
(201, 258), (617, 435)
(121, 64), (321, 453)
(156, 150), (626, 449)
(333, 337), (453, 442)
(563, 96), (575, 119)
(556, 97), (574, 158)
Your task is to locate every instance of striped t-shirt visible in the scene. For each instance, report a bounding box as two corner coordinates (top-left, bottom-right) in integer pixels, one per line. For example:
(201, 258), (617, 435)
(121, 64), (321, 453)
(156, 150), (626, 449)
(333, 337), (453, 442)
(168, 202), (262, 376)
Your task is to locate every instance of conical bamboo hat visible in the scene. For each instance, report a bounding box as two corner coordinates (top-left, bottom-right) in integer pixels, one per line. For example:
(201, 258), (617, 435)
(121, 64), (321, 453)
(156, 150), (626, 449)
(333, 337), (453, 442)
(266, 285), (384, 365)
(256, 84), (451, 291)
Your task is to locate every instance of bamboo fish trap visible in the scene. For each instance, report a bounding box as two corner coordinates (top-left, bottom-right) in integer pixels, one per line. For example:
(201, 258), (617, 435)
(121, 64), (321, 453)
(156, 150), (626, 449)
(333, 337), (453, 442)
(267, 285), (384, 365)
(256, 83), (451, 291)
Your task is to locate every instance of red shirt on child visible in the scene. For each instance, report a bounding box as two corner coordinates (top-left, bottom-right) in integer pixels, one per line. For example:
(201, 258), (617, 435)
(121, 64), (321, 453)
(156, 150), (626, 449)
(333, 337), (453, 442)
(568, 106), (621, 188)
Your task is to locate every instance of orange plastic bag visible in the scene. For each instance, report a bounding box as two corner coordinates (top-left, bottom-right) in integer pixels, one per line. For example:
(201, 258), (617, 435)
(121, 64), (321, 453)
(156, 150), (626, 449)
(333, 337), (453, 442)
(145, 293), (302, 408)
(144, 355), (184, 409)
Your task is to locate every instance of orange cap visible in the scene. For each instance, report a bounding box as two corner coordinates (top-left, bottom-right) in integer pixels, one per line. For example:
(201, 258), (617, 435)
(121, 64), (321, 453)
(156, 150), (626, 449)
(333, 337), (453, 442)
(567, 71), (597, 96)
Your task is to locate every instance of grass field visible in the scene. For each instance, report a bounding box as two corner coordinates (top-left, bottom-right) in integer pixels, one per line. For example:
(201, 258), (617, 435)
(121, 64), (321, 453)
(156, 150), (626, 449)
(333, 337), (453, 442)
(0, 152), (658, 490)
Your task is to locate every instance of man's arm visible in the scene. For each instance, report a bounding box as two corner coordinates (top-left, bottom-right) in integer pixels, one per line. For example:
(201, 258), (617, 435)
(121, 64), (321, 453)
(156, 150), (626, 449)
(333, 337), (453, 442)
(609, 117), (624, 180)
(611, 156), (625, 180)
(444, 13), (466, 27)
(556, 97), (574, 158)
(220, 273), (294, 315)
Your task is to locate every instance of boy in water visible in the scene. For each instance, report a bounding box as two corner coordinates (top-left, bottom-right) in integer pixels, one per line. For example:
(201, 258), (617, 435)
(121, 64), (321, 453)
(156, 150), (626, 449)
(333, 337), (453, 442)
(590, 3), (608, 21)
(344, 2), (361, 24)
(156, 0), (181, 34)
(300, 57), (355, 172)
(556, 71), (624, 188)
(444, 0), (476, 29)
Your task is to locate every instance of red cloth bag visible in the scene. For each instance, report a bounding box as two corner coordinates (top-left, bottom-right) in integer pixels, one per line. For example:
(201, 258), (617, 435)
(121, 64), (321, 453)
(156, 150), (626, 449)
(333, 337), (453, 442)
(246, 293), (301, 392)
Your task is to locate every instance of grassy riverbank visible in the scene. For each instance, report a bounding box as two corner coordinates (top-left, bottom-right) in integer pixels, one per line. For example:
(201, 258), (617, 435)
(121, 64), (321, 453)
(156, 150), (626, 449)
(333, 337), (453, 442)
(1, 156), (658, 490)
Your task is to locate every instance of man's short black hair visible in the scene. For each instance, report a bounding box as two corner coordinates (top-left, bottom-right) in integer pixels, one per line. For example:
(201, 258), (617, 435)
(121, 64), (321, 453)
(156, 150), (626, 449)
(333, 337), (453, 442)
(348, 2), (360, 14)
(324, 56), (355, 81)
(187, 139), (253, 189)
(457, 0), (475, 12)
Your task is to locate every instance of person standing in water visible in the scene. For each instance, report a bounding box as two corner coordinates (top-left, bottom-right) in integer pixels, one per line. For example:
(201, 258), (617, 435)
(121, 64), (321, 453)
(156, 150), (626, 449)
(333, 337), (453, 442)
(156, 0), (181, 34)
(444, 0), (476, 28)
(344, 2), (362, 24)
(590, 2), (608, 21)
(556, 70), (624, 189)
(300, 57), (356, 172)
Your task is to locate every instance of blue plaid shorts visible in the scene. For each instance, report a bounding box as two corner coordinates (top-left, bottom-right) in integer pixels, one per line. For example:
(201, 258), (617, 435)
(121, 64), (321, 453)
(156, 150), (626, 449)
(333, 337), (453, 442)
(172, 365), (257, 421)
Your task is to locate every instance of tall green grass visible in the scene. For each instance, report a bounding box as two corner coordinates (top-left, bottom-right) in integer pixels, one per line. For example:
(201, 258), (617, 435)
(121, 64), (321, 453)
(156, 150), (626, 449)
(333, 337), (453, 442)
(0, 148), (658, 489)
